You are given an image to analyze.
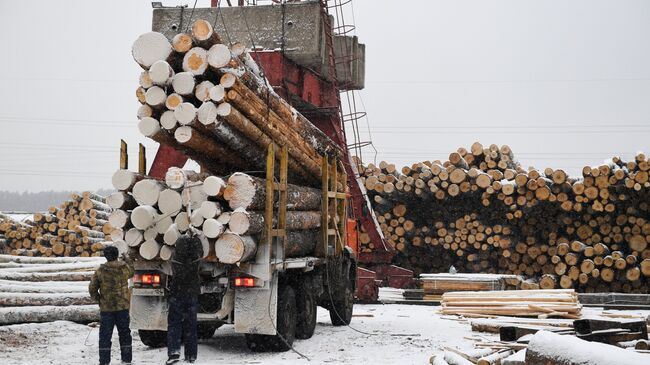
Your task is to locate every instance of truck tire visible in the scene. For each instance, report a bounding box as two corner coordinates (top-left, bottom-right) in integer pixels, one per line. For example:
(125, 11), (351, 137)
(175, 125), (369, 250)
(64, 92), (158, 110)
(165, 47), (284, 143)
(295, 285), (317, 339)
(329, 279), (354, 326)
(197, 324), (219, 339)
(138, 329), (167, 348)
(245, 285), (296, 352)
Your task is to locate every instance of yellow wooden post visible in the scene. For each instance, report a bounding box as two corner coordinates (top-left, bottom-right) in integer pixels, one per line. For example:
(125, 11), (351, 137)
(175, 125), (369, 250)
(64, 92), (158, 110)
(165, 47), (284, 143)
(120, 140), (128, 169)
(265, 144), (275, 251)
(318, 155), (329, 258)
(138, 143), (146, 175)
(278, 146), (289, 258)
(337, 171), (348, 255)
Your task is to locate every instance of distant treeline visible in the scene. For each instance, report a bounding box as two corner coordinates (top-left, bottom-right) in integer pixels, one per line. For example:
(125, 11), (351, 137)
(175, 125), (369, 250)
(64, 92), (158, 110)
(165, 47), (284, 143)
(0, 190), (114, 212)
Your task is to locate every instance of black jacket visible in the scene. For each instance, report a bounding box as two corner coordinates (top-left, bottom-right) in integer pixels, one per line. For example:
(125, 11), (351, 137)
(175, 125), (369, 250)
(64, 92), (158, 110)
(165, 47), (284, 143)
(169, 234), (203, 298)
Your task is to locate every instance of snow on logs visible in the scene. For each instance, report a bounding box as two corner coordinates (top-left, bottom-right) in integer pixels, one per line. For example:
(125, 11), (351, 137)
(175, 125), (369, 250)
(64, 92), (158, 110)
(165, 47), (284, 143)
(0, 255), (104, 324)
(525, 330), (650, 365)
(0, 305), (99, 325)
(130, 22), (341, 187)
(111, 168), (321, 263)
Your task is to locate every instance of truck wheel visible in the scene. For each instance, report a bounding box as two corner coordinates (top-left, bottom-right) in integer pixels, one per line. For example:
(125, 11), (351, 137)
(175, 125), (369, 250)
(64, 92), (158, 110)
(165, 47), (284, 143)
(245, 285), (296, 352)
(197, 324), (219, 339)
(295, 286), (317, 339)
(329, 279), (354, 326)
(138, 329), (167, 348)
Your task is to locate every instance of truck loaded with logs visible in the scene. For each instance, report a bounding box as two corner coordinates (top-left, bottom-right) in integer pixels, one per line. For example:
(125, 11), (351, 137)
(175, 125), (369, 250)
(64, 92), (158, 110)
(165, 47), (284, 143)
(114, 2), (390, 351)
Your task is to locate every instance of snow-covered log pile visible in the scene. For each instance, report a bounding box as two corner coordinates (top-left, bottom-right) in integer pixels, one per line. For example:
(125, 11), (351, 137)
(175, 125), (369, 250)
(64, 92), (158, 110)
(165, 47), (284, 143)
(0, 254), (101, 325)
(525, 330), (650, 365)
(111, 167), (321, 263)
(0, 192), (115, 257)
(132, 20), (341, 189)
(359, 143), (650, 293)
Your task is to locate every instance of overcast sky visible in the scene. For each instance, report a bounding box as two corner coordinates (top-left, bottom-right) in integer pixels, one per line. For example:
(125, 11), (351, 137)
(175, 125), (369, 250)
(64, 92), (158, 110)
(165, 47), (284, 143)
(0, 0), (649, 193)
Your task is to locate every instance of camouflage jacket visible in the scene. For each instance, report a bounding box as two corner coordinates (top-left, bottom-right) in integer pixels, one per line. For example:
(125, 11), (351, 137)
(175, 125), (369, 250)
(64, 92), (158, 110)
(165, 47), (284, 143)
(88, 260), (134, 312)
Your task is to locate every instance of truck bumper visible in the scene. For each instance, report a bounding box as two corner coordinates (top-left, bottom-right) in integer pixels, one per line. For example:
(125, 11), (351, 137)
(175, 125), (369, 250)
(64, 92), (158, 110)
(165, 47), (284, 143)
(130, 294), (169, 331)
(233, 273), (278, 336)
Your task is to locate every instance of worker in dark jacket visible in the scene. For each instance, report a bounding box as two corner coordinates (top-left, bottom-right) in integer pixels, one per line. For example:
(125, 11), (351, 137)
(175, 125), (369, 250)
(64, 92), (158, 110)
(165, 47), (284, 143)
(89, 246), (134, 365)
(166, 233), (204, 364)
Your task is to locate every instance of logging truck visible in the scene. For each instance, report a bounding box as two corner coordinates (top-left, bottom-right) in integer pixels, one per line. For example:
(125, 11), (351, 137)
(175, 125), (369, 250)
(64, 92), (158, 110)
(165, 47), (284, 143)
(130, 147), (357, 351)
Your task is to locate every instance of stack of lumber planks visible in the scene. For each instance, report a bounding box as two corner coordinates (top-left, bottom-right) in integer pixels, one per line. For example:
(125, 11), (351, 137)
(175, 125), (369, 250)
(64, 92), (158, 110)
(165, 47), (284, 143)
(132, 20), (341, 189)
(420, 273), (522, 301)
(359, 143), (650, 293)
(0, 192), (113, 257)
(0, 254), (100, 325)
(111, 168), (322, 263)
(441, 289), (582, 319)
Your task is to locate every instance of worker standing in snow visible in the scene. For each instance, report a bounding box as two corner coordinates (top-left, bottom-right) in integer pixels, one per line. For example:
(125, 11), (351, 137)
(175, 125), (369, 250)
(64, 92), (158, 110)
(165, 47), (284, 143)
(89, 246), (134, 365)
(166, 233), (204, 364)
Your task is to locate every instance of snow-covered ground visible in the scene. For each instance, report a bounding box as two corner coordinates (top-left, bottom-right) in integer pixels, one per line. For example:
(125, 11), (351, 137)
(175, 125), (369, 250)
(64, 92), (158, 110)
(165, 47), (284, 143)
(0, 304), (485, 365)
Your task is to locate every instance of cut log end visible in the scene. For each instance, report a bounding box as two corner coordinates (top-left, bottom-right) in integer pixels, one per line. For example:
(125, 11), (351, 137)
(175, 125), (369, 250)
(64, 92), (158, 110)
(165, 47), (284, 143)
(131, 31), (172, 69)
(182, 47), (208, 75)
(215, 233), (256, 264)
(172, 33), (193, 53)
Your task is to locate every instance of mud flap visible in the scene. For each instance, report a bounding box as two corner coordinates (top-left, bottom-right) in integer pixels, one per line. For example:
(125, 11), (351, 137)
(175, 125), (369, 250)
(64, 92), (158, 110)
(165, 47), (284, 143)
(130, 295), (169, 331)
(234, 273), (278, 335)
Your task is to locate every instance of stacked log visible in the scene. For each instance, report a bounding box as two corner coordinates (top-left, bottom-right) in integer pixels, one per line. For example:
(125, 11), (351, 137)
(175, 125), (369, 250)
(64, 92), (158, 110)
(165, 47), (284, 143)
(359, 143), (650, 293)
(0, 254), (100, 325)
(131, 21), (341, 187)
(112, 167), (322, 263)
(0, 192), (114, 257)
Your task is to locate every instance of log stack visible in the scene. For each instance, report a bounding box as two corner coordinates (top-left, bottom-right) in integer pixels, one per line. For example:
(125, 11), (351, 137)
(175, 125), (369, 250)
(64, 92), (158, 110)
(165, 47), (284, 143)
(132, 21), (341, 188)
(0, 254), (100, 325)
(111, 168), (322, 263)
(126, 21), (346, 262)
(359, 143), (650, 293)
(0, 192), (114, 257)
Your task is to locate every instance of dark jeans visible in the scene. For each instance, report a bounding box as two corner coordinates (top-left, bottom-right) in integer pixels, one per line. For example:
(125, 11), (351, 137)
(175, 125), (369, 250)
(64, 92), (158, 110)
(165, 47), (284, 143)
(167, 296), (198, 360)
(99, 310), (132, 365)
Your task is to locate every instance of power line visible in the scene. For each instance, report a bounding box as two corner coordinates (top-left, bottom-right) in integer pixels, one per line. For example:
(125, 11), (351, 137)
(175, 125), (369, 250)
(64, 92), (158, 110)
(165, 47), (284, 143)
(366, 77), (650, 85)
(0, 169), (110, 178)
(0, 119), (133, 128)
(369, 124), (650, 130)
(370, 130), (650, 135)
(0, 77), (133, 84)
(0, 143), (117, 152)
(376, 148), (643, 155)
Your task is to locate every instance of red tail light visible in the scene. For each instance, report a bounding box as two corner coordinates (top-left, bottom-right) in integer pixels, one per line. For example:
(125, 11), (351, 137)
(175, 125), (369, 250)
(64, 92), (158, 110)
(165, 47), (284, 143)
(135, 273), (162, 288)
(142, 274), (153, 284)
(234, 277), (255, 287)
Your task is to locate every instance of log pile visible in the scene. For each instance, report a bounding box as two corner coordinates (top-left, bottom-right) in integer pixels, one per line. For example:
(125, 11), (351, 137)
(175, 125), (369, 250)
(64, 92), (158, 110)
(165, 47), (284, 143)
(132, 21), (341, 188)
(0, 192), (114, 257)
(359, 143), (650, 293)
(126, 21), (346, 262)
(111, 168), (321, 263)
(0, 254), (100, 325)
(440, 289), (582, 319)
